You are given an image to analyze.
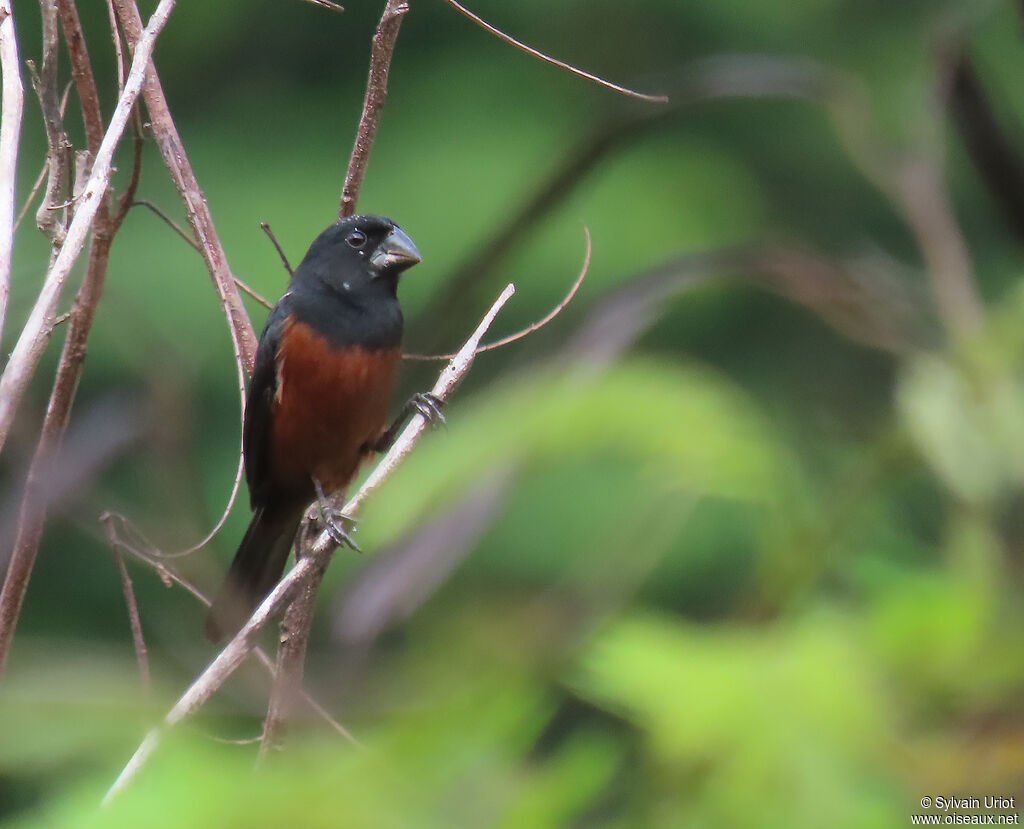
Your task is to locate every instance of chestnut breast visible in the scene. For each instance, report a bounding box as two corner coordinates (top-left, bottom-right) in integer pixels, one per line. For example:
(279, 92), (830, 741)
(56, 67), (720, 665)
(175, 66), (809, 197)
(270, 314), (401, 493)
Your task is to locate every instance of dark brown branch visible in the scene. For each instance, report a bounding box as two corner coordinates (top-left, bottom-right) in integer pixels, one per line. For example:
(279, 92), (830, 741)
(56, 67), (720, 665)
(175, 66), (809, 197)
(260, 221), (294, 277)
(338, 0), (408, 218)
(949, 52), (1024, 245)
(443, 0), (667, 103)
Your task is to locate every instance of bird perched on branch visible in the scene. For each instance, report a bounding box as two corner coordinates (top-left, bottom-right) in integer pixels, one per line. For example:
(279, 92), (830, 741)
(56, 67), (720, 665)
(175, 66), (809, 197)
(205, 215), (440, 641)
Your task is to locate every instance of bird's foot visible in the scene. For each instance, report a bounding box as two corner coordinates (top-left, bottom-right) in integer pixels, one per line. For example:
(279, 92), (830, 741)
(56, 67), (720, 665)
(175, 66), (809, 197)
(408, 392), (446, 429)
(313, 478), (362, 552)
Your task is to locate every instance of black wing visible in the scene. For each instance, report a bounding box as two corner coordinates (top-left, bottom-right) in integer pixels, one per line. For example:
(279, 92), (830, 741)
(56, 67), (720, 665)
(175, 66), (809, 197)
(243, 302), (291, 510)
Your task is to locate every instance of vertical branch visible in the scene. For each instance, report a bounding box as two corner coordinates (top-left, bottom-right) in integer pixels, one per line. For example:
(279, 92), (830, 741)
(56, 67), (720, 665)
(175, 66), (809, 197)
(0, 0), (24, 342)
(111, 0), (258, 375)
(338, 0), (409, 218)
(31, 0), (71, 250)
(258, 539), (328, 757)
(113, 549), (151, 688)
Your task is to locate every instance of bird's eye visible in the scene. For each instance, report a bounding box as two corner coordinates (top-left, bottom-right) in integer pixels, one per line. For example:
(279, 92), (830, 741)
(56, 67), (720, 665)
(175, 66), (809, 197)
(346, 230), (367, 249)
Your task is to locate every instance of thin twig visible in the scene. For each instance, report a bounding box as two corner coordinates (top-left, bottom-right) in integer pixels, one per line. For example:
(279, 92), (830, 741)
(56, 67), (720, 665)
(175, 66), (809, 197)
(339, 0), (409, 218)
(0, 0), (23, 343)
(14, 158), (47, 232)
(105, 0), (127, 90)
(299, 0), (344, 11)
(30, 0), (73, 250)
(103, 283), (516, 805)
(404, 226), (589, 361)
(131, 201), (272, 308)
(443, 0), (667, 103)
(0, 0), (175, 458)
(113, 549), (151, 688)
(260, 222), (293, 278)
(131, 199), (200, 250)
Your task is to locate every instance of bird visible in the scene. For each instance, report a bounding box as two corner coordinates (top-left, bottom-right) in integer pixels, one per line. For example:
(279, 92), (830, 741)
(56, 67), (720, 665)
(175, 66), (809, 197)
(204, 214), (439, 641)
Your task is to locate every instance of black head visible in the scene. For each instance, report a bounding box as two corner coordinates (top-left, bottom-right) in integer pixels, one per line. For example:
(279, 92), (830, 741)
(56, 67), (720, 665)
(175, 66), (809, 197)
(294, 214), (422, 298)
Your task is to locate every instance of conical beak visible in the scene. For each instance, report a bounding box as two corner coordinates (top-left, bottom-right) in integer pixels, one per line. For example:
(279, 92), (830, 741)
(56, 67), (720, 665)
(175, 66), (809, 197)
(370, 226), (422, 274)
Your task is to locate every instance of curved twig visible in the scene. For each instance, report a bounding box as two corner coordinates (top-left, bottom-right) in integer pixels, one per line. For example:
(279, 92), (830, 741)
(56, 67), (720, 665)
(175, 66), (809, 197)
(404, 226), (590, 361)
(443, 0), (667, 103)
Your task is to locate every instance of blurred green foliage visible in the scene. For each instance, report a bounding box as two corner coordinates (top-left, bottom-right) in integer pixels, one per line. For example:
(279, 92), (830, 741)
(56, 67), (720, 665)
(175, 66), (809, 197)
(3, 0), (1024, 826)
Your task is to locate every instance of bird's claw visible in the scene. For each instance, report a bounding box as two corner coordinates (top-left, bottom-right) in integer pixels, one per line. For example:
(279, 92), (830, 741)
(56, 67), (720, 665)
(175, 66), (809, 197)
(323, 511), (362, 552)
(410, 392), (446, 429)
(313, 478), (362, 552)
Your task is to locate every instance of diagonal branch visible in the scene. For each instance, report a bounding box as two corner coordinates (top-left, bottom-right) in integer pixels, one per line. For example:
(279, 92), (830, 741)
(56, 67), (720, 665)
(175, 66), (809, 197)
(103, 282), (516, 805)
(111, 0), (258, 375)
(443, 0), (667, 103)
(0, 0), (24, 343)
(101, 513), (360, 745)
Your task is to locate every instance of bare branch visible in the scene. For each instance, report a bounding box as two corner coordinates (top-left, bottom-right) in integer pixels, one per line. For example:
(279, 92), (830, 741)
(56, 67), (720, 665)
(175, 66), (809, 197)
(443, 0), (667, 103)
(260, 222), (293, 278)
(30, 0), (72, 250)
(404, 226), (589, 361)
(339, 0), (408, 218)
(0, 0), (176, 453)
(105, 0), (127, 90)
(259, 540), (326, 757)
(299, 0), (344, 11)
(102, 515), (361, 745)
(0, 0), (23, 342)
(113, 549), (151, 688)
(131, 199), (200, 250)
(57, 0), (105, 150)
(131, 202), (272, 309)
(103, 283), (516, 805)
(14, 157), (47, 232)
(112, 0), (258, 377)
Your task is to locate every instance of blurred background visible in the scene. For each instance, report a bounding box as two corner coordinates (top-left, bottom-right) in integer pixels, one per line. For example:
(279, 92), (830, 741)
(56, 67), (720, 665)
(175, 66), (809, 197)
(3, 0), (1024, 825)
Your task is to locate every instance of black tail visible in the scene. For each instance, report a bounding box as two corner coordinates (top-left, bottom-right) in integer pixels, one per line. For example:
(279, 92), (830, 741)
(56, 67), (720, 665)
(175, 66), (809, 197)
(204, 506), (302, 642)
